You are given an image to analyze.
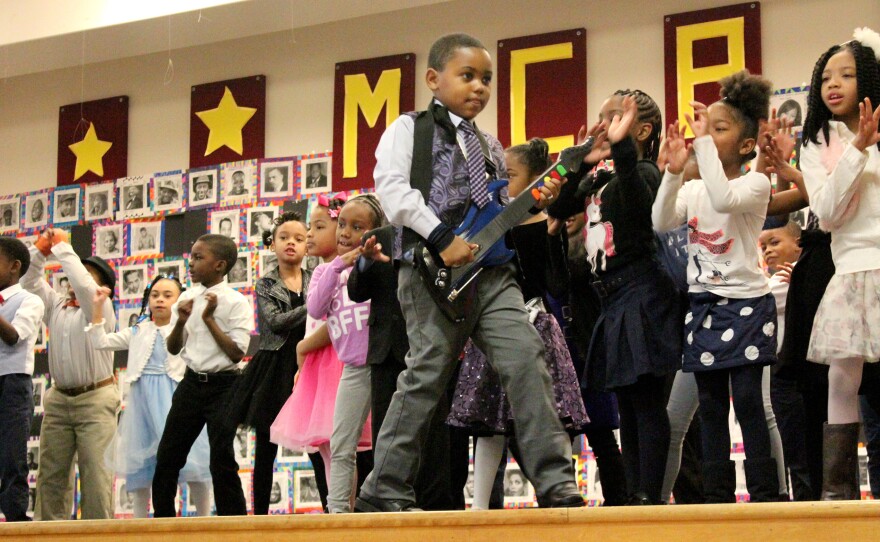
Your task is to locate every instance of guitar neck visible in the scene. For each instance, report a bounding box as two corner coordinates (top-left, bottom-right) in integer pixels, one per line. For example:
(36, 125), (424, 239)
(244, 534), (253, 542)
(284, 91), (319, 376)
(468, 161), (570, 248)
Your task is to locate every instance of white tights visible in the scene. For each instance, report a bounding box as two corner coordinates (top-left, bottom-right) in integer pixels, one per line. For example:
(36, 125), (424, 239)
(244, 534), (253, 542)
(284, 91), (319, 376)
(130, 481), (212, 518)
(470, 435), (572, 510)
(827, 358), (864, 424)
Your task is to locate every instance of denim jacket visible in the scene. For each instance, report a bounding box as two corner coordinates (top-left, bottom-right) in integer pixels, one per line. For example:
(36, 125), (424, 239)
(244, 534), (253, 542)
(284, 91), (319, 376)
(255, 266), (312, 351)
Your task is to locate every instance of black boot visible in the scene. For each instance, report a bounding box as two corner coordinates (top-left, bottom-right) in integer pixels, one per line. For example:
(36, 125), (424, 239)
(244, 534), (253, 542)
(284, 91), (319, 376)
(596, 451), (628, 506)
(701, 460), (736, 503)
(743, 457), (779, 503)
(821, 423), (861, 500)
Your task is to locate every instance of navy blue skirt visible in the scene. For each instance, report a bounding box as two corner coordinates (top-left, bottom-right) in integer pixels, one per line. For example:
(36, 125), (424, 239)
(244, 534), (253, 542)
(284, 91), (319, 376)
(683, 292), (778, 373)
(585, 261), (684, 391)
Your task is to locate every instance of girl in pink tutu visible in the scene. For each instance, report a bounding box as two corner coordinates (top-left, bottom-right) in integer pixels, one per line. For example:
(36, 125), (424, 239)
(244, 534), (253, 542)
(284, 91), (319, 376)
(270, 193), (371, 508)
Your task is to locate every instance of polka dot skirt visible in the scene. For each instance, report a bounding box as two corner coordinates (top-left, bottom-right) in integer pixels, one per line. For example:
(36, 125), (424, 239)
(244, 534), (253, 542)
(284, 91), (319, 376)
(682, 291), (778, 373)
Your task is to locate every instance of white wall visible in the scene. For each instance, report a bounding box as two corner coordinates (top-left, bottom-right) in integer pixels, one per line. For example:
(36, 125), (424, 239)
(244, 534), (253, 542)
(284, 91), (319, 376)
(0, 0), (877, 195)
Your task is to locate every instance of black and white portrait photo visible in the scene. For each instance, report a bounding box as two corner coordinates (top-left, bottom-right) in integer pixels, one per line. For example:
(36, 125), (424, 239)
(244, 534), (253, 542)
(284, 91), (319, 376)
(259, 250), (278, 275)
(222, 164), (255, 204)
(117, 177), (151, 219)
(84, 182), (114, 221)
(211, 209), (240, 245)
(156, 259), (186, 283)
(300, 157), (331, 195)
(269, 471), (290, 513)
(53, 187), (81, 223)
(26, 441), (40, 473)
(260, 161), (293, 198)
(116, 481), (134, 515)
(188, 169), (219, 207)
(119, 264), (148, 301)
(227, 253), (251, 289)
(53, 272), (69, 296)
(294, 470), (321, 511)
(32, 376), (46, 415)
(234, 427), (251, 466)
(129, 221), (162, 257)
(23, 193), (49, 230)
(503, 465), (532, 502)
(94, 223), (124, 260)
(247, 207), (278, 245)
(0, 197), (20, 233)
(153, 173), (185, 213)
(34, 323), (47, 351)
(118, 307), (142, 330)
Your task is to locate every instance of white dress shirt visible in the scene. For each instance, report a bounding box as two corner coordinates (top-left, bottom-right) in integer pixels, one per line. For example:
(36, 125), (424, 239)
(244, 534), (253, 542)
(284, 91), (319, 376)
(168, 281), (253, 373)
(20, 243), (116, 388)
(0, 284), (45, 376)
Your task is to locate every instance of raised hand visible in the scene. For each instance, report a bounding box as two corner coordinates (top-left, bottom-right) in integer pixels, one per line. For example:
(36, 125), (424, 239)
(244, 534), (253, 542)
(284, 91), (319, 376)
(340, 246), (363, 267)
(656, 135), (669, 173)
(177, 299), (194, 323)
(775, 262), (794, 284)
(92, 286), (112, 307)
(685, 101), (710, 138)
(852, 98), (880, 152)
(607, 95), (637, 144)
(576, 120), (610, 165)
(664, 121), (691, 175)
(360, 235), (391, 263)
(764, 135), (803, 189)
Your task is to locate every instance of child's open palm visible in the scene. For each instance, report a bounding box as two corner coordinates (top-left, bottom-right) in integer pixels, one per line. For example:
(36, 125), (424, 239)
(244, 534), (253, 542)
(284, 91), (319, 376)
(664, 121), (690, 175)
(853, 98), (880, 152)
(685, 101), (710, 139)
(576, 120), (610, 165)
(606, 95), (637, 144)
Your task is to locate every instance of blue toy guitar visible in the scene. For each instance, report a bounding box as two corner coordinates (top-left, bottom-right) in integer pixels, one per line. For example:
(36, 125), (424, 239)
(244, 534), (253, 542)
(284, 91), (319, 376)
(414, 137), (595, 322)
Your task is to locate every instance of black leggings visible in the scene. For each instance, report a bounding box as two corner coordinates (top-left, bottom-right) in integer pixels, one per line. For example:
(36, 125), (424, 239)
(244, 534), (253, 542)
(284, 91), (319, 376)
(614, 373), (672, 502)
(695, 365), (770, 462)
(252, 430), (277, 515)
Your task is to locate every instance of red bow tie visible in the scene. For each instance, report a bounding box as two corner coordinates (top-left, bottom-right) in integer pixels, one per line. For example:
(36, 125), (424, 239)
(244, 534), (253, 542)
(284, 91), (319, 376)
(0, 294), (5, 304)
(64, 299), (80, 309)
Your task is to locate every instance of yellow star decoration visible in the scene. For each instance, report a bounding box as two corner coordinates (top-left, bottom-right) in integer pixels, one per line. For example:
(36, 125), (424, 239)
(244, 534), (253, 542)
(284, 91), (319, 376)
(195, 86), (257, 156)
(68, 123), (113, 180)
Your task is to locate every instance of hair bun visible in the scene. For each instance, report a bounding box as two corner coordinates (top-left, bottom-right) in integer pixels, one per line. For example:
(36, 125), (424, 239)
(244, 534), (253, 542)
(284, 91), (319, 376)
(528, 138), (550, 163)
(261, 228), (273, 248)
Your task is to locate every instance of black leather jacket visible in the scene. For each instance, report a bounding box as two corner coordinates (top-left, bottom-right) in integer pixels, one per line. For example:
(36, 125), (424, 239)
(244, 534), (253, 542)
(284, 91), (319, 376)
(255, 266), (312, 351)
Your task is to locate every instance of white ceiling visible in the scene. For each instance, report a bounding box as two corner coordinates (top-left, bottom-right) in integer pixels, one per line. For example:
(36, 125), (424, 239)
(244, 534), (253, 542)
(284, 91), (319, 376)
(1, 0), (452, 79)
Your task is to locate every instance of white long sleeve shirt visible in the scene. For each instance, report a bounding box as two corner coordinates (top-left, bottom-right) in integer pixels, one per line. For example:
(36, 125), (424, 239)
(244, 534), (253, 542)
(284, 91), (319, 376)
(653, 135), (771, 299)
(800, 120), (880, 274)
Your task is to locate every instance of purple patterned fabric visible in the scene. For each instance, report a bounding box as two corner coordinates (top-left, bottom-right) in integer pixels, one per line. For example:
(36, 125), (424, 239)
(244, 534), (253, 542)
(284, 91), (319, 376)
(447, 311), (589, 435)
(457, 120), (490, 207)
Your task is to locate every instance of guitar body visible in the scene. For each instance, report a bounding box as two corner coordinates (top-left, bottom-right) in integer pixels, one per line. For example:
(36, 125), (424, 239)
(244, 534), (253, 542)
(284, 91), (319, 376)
(413, 137), (595, 322)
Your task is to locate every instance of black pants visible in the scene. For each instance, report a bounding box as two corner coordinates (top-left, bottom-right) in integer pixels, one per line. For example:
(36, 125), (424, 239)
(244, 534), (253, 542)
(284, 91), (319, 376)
(614, 373), (673, 502)
(153, 372), (245, 516)
(771, 372), (814, 500)
(0, 374), (33, 521)
(696, 365), (770, 462)
(672, 412), (705, 504)
(371, 354), (468, 510)
(582, 425), (627, 506)
(252, 430), (276, 515)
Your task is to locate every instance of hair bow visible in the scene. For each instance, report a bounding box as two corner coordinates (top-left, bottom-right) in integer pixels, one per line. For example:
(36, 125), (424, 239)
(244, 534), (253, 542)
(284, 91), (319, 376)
(316, 191), (350, 219)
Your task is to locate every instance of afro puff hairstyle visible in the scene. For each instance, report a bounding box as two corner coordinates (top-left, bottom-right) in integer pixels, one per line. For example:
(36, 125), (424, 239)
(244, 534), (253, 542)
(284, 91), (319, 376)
(717, 70), (772, 161)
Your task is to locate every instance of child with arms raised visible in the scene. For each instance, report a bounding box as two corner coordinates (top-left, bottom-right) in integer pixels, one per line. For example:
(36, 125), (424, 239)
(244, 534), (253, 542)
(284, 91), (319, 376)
(799, 28), (880, 500)
(653, 71), (779, 502)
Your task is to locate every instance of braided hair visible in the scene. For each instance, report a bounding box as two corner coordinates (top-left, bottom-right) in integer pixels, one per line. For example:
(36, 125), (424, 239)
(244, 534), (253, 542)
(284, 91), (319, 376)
(613, 89), (662, 162)
(803, 40), (880, 150)
(135, 274), (185, 326)
(262, 211), (307, 248)
(345, 193), (386, 230)
(717, 70), (772, 162)
(506, 138), (551, 178)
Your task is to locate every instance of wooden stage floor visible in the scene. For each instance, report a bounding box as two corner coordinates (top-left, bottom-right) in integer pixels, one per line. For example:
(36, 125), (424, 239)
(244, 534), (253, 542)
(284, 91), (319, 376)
(2, 501), (879, 541)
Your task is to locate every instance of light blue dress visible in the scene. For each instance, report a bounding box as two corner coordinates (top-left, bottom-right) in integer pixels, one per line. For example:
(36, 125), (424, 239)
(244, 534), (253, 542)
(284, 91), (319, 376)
(116, 330), (212, 490)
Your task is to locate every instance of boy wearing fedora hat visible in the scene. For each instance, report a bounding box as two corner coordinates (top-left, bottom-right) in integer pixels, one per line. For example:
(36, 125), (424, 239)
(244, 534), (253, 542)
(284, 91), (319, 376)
(21, 229), (119, 520)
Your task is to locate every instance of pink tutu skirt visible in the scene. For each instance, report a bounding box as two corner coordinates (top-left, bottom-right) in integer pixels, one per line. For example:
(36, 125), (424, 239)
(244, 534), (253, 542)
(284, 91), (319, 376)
(270, 344), (372, 451)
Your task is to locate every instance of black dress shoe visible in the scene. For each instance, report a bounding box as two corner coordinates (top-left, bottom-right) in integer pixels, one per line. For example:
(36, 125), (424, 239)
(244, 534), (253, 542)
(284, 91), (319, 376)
(544, 481), (585, 508)
(354, 494), (422, 513)
(626, 492), (651, 505)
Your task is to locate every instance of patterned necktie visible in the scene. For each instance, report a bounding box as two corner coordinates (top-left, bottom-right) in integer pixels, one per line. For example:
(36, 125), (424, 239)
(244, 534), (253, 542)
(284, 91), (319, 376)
(457, 120), (490, 208)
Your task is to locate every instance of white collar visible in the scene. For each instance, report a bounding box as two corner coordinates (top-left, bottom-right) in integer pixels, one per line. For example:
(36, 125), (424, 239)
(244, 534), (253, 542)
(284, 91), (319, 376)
(0, 283), (22, 303)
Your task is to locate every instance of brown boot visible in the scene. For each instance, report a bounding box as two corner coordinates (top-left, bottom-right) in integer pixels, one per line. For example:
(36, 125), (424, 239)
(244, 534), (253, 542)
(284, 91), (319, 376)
(821, 423), (861, 501)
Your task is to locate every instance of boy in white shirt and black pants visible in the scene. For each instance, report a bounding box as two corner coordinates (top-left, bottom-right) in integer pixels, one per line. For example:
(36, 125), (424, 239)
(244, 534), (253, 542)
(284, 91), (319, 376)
(152, 234), (253, 516)
(0, 237), (45, 521)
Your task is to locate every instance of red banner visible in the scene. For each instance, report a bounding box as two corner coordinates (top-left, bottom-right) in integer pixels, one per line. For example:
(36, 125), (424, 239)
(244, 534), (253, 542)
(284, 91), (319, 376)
(497, 29), (587, 155)
(57, 96), (128, 186)
(664, 3), (762, 137)
(332, 54), (416, 191)
(190, 75), (266, 168)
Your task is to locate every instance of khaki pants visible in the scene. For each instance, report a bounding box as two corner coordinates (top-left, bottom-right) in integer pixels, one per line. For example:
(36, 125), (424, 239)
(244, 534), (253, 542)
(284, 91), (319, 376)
(35, 384), (119, 520)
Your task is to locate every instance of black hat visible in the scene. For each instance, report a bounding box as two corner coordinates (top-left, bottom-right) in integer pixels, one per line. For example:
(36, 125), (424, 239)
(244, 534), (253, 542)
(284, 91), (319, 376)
(81, 256), (116, 296)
